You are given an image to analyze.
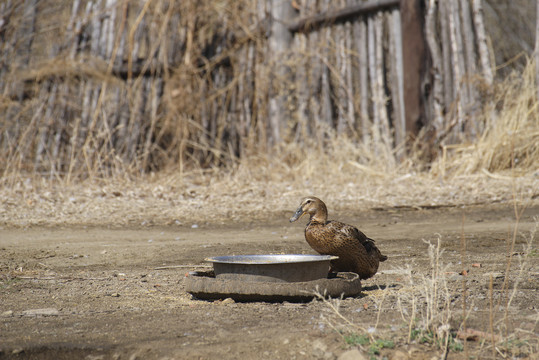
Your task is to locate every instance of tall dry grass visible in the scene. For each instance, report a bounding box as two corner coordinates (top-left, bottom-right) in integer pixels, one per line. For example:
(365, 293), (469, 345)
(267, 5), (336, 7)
(432, 60), (539, 178)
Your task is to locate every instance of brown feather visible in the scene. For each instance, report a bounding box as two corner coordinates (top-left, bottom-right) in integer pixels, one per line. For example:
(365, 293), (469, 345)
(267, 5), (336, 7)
(290, 197), (387, 280)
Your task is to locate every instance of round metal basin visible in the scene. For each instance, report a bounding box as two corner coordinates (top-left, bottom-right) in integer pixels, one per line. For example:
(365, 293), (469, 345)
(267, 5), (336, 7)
(205, 254), (338, 283)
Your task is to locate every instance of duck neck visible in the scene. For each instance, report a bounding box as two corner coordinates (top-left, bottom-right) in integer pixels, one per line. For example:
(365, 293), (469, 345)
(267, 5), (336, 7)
(310, 203), (328, 224)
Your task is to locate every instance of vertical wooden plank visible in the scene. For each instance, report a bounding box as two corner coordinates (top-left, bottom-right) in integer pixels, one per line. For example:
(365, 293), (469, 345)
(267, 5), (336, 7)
(294, 1), (309, 140)
(344, 20), (355, 134)
(319, 0), (333, 128)
(374, 13), (391, 152)
(367, 15), (380, 150)
(439, 0), (453, 110)
(335, 2), (347, 134)
(244, 42), (255, 143)
(460, 0), (478, 136)
(400, 0), (425, 137)
(236, 43), (248, 156)
(472, 0), (493, 86)
(534, 0), (539, 99)
(254, 0), (269, 151)
(448, 0), (464, 138)
(55, 0), (83, 176)
(357, 18), (370, 145)
(425, 0), (444, 132)
(267, 0), (294, 145)
(11, 0), (37, 102)
(460, 0), (477, 81)
(0, 0), (13, 93)
(390, 8), (406, 148)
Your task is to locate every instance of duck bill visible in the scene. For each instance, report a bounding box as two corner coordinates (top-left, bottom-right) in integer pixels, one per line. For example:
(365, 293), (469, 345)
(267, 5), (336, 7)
(289, 207), (305, 222)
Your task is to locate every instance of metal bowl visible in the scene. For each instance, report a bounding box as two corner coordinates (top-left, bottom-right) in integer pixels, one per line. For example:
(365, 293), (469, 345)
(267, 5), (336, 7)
(205, 254), (338, 283)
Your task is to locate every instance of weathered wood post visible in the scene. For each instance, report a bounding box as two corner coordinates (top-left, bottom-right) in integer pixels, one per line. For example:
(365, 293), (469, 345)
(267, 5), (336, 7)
(400, 0), (426, 139)
(267, 0), (295, 146)
(535, 0), (539, 100)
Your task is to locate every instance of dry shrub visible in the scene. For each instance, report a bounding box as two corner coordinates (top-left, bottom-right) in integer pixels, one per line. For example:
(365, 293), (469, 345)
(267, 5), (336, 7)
(432, 60), (539, 177)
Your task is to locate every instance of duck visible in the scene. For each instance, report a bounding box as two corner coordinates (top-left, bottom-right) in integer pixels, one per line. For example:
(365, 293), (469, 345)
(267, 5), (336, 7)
(289, 196), (387, 279)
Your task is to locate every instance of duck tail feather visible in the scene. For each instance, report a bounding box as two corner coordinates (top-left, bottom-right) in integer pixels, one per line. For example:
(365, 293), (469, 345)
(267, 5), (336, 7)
(364, 238), (387, 262)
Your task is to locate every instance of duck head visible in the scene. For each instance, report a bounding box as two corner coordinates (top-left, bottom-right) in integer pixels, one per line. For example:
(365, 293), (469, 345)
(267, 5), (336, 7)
(289, 196), (328, 223)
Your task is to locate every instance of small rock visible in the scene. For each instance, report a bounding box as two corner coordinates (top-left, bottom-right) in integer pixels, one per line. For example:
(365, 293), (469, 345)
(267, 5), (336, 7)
(323, 352), (334, 360)
(338, 349), (367, 360)
(110, 293), (120, 297)
(85, 355), (105, 360)
(221, 298), (235, 305)
(312, 339), (327, 352)
(1, 310), (13, 317)
(22, 308), (59, 317)
(392, 350), (409, 360)
(283, 339), (290, 345)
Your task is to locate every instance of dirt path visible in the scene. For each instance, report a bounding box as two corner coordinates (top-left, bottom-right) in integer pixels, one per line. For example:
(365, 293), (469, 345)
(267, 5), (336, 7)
(1, 204), (538, 359)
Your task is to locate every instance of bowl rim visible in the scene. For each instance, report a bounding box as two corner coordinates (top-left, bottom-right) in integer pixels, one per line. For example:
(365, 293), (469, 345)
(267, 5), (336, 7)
(204, 254), (338, 264)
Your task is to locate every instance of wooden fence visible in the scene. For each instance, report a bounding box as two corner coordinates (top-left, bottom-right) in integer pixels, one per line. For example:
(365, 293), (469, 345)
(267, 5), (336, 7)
(0, 0), (495, 178)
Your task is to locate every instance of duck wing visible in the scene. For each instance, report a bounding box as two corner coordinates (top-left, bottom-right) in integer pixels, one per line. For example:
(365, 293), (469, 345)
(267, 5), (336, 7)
(328, 221), (388, 262)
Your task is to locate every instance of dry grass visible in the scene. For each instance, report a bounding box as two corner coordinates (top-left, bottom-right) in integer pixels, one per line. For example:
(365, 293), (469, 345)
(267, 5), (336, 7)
(432, 61), (539, 177)
(2, 64), (537, 227)
(315, 213), (538, 358)
(0, 146), (536, 228)
(0, 105), (537, 227)
(1, 89), (537, 227)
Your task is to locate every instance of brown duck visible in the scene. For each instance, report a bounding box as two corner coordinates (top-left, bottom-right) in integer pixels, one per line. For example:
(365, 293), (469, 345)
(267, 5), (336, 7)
(290, 196), (387, 279)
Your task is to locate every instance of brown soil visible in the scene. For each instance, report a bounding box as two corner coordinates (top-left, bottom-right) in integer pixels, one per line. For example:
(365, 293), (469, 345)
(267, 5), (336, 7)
(1, 204), (538, 359)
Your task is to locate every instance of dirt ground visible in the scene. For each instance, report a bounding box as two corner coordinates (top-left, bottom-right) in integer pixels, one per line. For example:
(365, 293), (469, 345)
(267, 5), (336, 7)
(1, 203), (538, 360)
